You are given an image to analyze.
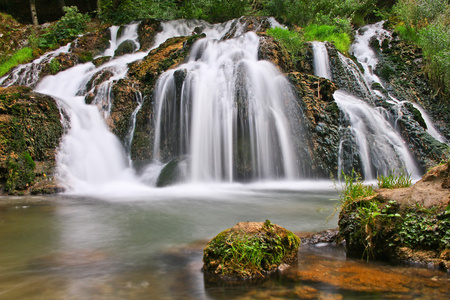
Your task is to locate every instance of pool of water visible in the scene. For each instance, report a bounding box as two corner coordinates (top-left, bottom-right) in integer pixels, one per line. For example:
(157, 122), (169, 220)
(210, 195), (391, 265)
(0, 181), (448, 299)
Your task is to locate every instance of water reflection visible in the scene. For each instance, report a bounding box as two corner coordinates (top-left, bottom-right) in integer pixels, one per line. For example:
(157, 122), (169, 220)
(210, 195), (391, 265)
(0, 184), (448, 299)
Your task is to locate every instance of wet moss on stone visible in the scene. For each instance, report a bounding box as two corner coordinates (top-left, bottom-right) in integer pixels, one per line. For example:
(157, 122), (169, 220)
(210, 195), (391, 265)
(203, 220), (300, 280)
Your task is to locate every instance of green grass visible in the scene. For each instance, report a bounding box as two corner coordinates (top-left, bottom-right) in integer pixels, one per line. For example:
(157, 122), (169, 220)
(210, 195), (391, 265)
(266, 27), (304, 54)
(304, 24), (351, 53)
(0, 47), (33, 77)
(339, 170), (375, 204)
(377, 171), (412, 189)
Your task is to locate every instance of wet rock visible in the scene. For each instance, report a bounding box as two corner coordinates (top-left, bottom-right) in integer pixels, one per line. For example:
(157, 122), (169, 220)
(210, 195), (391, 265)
(137, 19), (162, 52)
(221, 16), (272, 40)
(70, 27), (111, 59)
(0, 86), (63, 195)
(92, 56), (111, 67)
(156, 156), (187, 187)
(203, 220), (300, 281)
(114, 39), (137, 57)
(288, 72), (340, 178)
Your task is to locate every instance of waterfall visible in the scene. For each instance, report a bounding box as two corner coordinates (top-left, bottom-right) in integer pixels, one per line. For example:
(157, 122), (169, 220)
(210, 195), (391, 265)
(351, 21), (447, 144)
(153, 31), (303, 182)
(312, 35), (421, 179)
(335, 91), (420, 179)
(312, 42), (332, 80)
(31, 20), (226, 191)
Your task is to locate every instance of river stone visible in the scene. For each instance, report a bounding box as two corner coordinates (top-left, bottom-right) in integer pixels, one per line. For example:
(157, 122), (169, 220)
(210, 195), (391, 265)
(203, 220), (300, 281)
(114, 39), (137, 57)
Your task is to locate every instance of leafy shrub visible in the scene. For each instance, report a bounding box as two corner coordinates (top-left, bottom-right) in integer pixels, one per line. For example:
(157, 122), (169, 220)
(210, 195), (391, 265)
(0, 47), (33, 77)
(39, 6), (90, 49)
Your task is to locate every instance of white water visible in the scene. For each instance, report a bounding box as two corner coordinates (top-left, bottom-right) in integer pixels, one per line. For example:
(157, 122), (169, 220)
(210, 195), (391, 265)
(334, 90), (421, 179)
(33, 20), (235, 192)
(312, 42), (332, 80)
(0, 44), (71, 87)
(311, 37), (421, 179)
(153, 31), (301, 182)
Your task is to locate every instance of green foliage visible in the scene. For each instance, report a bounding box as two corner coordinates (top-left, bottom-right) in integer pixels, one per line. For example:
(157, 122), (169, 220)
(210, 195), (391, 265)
(393, 0), (450, 99)
(98, 0), (179, 24)
(0, 47), (33, 77)
(39, 6), (90, 49)
(339, 169), (375, 204)
(304, 24), (352, 53)
(377, 170), (412, 189)
(266, 27), (304, 54)
(399, 206), (450, 249)
(48, 59), (61, 75)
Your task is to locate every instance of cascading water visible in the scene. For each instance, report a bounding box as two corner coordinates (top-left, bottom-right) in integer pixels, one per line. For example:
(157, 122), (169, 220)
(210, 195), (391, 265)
(312, 42), (332, 80)
(153, 31), (303, 182)
(312, 40), (421, 179)
(334, 90), (420, 179)
(351, 21), (447, 144)
(0, 43), (71, 87)
(31, 20), (226, 192)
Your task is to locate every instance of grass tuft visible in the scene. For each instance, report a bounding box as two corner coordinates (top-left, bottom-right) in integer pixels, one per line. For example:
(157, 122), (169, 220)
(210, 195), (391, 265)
(0, 47), (33, 77)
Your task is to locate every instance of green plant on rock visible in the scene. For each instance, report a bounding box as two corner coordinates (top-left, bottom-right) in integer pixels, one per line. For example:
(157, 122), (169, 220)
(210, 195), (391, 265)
(203, 220), (300, 278)
(304, 23), (351, 53)
(339, 169), (375, 205)
(39, 6), (90, 49)
(0, 47), (33, 77)
(377, 170), (412, 189)
(399, 205), (450, 250)
(266, 27), (304, 66)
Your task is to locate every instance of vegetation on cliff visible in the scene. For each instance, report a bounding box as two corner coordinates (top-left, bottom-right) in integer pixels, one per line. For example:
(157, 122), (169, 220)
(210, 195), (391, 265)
(337, 164), (450, 269)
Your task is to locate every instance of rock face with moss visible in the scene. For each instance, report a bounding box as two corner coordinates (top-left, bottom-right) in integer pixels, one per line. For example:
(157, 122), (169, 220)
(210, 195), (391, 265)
(338, 162), (450, 270)
(203, 220), (300, 280)
(0, 86), (63, 194)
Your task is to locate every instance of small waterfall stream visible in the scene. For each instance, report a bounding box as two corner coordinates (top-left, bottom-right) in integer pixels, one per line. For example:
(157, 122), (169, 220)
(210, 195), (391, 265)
(312, 39), (421, 179)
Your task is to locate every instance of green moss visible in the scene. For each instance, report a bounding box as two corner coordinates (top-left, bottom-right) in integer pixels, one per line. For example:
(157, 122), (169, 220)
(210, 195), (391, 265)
(5, 151), (36, 192)
(203, 220), (300, 279)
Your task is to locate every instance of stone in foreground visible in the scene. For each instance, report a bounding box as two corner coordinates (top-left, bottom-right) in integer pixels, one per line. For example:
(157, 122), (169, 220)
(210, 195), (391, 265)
(203, 220), (300, 280)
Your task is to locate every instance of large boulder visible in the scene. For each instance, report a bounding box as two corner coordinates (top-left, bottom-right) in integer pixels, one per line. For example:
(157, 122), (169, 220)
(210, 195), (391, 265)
(338, 162), (450, 269)
(203, 220), (300, 281)
(0, 86), (64, 194)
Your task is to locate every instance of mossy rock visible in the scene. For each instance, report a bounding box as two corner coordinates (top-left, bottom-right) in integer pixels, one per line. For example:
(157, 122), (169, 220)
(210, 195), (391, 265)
(203, 220), (300, 281)
(156, 156), (186, 187)
(114, 40), (137, 57)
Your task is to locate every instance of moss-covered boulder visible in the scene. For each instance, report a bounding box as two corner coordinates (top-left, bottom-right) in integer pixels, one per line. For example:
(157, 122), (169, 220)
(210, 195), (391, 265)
(0, 86), (64, 194)
(338, 162), (450, 270)
(203, 220), (300, 281)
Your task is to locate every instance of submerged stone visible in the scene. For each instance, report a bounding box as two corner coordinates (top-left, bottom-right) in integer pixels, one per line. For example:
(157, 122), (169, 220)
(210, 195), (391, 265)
(203, 220), (300, 281)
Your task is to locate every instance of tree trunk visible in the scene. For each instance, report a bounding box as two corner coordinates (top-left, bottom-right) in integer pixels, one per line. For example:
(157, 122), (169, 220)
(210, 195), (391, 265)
(30, 0), (38, 25)
(97, 0), (102, 13)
